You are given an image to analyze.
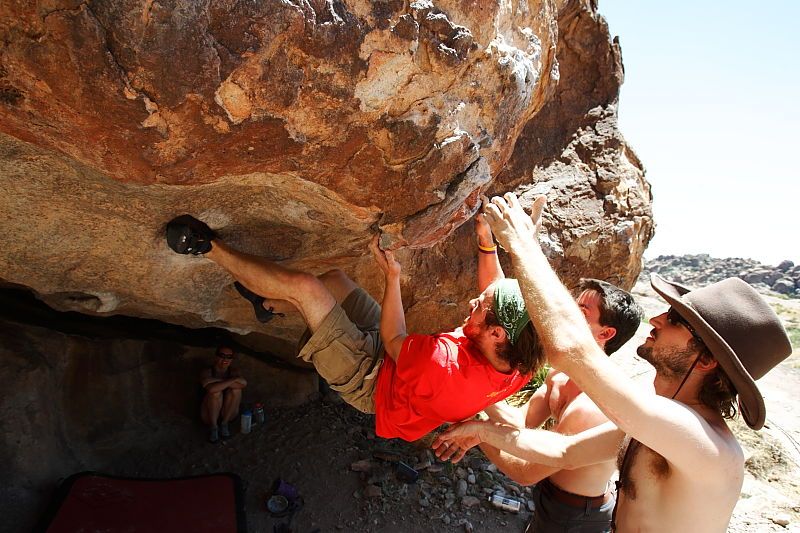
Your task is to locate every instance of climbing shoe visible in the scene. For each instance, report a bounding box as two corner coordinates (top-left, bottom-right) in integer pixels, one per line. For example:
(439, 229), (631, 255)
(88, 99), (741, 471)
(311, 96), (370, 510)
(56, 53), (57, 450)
(166, 215), (215, 255)
(234, 281), (285, 323)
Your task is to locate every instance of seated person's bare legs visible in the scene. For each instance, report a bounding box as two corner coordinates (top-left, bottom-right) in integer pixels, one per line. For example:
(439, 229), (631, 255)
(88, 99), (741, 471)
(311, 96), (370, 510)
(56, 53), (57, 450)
(201, 391), (223, 430)
(221, 388), (242, 426)
(206, 241), (345, 331)
(200, 346), (247, 442)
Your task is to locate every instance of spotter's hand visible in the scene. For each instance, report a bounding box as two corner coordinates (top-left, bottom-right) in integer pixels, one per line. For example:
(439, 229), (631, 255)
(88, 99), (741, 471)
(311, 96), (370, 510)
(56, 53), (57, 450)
(483, 192), (546, 252)
(432, 421), (484, 463)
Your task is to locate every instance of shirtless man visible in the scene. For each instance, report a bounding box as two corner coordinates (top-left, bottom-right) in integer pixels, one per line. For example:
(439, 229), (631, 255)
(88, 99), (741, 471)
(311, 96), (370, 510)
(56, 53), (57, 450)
(434, 215), (642, 532)
(200, 345), (247, 443)
(436, 193), (792, 532)
(165, 214), (545, 442)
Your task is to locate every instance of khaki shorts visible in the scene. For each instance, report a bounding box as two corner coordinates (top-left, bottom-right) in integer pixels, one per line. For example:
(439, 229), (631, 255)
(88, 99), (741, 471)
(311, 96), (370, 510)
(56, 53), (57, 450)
(297, 287), (384, 413)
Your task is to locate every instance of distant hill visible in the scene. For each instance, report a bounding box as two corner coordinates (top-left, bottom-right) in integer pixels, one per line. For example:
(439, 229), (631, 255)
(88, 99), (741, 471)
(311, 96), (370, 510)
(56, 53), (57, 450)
(640, 254), (799, 298)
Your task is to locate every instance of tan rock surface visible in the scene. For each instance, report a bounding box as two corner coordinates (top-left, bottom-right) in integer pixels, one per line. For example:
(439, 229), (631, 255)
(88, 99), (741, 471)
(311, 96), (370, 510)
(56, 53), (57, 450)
(0, 0), (653, 341)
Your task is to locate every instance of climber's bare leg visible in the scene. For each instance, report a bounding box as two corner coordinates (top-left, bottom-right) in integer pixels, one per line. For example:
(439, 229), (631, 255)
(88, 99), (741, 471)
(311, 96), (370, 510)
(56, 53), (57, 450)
(255, 269), (357, 313)
(207, 241), (335, 332)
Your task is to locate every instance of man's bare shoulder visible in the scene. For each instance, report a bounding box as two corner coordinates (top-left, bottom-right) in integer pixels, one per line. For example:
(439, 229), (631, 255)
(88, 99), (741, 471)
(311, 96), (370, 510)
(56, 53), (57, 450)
(646, 405), (745, 483)
(690, 414), (745, 470)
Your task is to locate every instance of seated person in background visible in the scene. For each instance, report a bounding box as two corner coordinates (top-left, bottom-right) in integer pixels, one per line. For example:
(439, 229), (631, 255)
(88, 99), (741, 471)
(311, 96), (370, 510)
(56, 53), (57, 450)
(165, 214), (545, 442)
(435, 212), (643, 533)
(200, 345), (247, 443)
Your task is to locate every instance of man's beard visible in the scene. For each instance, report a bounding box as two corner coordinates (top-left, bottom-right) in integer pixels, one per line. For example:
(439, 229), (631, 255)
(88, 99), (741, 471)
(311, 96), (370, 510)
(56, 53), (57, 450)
(637, 344), (696, 380)
(462, 323), (481, 342)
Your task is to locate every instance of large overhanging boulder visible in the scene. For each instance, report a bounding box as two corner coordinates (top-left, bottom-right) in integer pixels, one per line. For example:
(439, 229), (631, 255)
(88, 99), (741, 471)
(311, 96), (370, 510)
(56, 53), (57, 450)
(0, 0), (653, 341)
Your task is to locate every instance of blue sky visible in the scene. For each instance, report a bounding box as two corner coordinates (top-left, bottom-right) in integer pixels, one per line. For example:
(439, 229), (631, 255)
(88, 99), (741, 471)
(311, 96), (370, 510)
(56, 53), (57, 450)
(598, 1), (800, 266)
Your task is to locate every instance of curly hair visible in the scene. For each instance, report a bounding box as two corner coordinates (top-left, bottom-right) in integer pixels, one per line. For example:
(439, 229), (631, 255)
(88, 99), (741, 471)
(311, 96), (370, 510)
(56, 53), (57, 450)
(484, 303), (545, 376)
(688, 338), (738, 419)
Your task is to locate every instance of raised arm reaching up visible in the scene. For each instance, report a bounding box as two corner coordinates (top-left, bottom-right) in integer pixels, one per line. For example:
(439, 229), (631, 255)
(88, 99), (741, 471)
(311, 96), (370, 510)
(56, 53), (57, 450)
(370, 236), (406, 362)
(476, 196), (505, 292)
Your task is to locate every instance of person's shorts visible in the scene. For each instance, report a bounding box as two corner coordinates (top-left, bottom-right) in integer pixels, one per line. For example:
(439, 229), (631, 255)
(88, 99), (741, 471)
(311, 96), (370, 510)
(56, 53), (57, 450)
(297, 287), (384, 413)
(526, 478), (614, 533)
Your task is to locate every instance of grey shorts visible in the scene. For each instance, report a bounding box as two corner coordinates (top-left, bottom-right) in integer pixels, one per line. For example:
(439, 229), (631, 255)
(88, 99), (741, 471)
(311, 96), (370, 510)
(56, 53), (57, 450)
(297, 287), (385, 413)
(526, 478), (615, 533)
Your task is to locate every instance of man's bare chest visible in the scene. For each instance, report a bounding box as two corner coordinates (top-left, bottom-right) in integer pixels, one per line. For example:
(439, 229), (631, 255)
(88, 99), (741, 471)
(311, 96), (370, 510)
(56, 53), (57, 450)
(617, 439), (671, 500)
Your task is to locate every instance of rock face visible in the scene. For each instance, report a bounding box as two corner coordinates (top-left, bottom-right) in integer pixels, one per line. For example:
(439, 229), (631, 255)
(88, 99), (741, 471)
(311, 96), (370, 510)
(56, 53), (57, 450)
(0, 0), (653, 338)
(492, 1), (651, 290)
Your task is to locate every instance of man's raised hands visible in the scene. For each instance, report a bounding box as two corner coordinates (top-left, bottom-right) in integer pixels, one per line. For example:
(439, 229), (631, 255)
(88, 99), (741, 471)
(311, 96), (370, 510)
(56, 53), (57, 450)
(482, 192), (546, 252)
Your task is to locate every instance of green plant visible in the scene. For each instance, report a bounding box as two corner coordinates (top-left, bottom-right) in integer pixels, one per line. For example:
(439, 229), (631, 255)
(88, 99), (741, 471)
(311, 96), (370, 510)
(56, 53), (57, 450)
(525, 363), (551, 392)
(773, 303), (788, 314)
(519, 363), (551, 393)
(505, 363), (551, 407)
(787, 326), (800, 351)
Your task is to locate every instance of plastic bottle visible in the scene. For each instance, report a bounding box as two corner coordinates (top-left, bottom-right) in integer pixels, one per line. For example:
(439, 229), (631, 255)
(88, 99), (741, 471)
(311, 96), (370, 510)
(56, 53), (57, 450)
(254, 403), (265, 426)
(490, 493), (521, 512)
(241, 409), (252, 434)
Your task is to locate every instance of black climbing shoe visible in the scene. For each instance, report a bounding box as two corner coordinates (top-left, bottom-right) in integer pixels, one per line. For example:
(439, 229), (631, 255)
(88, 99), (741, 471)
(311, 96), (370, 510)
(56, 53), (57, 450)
(166, 215), (215, 255)
(234, 281), (285, 323)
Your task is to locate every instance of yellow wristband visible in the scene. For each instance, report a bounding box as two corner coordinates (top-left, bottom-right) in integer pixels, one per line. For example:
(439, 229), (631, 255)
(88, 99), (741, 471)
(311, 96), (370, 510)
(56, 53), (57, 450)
(478, 243), (497, 252)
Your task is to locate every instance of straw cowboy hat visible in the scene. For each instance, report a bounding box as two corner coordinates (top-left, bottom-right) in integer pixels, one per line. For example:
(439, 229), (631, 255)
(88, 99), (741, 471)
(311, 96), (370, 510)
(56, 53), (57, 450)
(650, 274), (792, 430)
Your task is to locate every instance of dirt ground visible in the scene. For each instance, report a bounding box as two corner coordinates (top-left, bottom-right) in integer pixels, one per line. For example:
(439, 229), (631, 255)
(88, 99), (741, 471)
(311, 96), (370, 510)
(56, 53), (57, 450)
(110, 397), (534, 533)
(102, 280), (800, 532)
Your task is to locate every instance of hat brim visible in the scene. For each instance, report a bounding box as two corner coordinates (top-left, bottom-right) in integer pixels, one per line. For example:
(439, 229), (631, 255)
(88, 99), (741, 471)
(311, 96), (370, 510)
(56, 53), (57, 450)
(650, 274), (765, 429)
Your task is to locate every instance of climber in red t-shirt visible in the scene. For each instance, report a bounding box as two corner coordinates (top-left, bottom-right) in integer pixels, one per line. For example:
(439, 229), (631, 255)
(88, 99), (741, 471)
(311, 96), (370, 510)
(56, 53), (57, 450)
(165, 210), (544, 441)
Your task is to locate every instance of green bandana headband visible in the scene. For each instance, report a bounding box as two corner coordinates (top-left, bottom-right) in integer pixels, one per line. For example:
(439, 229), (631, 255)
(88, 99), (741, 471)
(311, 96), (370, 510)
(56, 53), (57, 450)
(493, 278), (531, 345)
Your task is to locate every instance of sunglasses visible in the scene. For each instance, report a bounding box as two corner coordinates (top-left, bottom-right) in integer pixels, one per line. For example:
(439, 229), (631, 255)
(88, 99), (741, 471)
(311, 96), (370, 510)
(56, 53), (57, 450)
(216, 352), (235, 360)
(666, 308), (700, 339)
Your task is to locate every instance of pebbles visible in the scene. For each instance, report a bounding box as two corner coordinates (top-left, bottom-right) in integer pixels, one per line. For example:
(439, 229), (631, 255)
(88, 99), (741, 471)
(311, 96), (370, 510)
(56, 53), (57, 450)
(350, 459), (373, 472)
(477, 471), (494, 488)
(365, 484), (383, 498)
(346, 432), (534, 530)
(771, 512), (791, 527)
(458, 518), (474, 532)
(461, 496), (481, 508)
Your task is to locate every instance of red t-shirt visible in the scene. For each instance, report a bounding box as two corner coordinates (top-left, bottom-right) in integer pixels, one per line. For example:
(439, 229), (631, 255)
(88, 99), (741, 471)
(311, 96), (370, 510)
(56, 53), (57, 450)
(374, 329), (530, 441)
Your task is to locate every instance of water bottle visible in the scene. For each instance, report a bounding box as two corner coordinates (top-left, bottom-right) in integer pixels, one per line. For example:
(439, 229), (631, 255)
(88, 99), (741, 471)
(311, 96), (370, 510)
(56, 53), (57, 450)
(254, 403), (265, 426)
(490, 492), (521, 512)
(241, 409), (252, 434)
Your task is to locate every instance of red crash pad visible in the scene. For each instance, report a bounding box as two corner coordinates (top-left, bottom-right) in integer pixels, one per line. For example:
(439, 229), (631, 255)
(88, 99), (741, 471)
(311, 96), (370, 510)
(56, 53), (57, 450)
(36, 472), (246, 533)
